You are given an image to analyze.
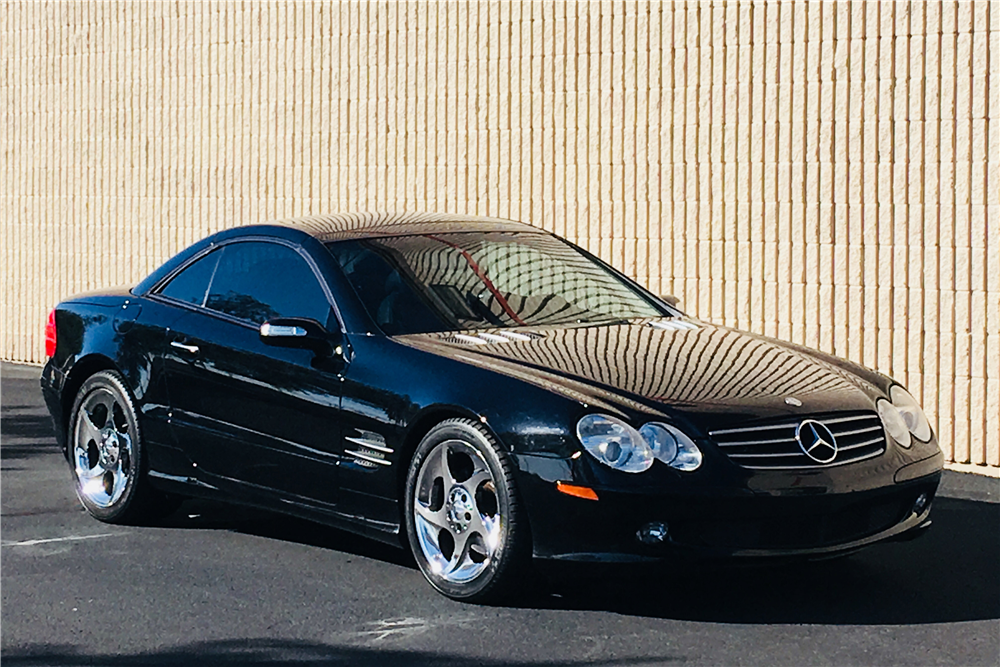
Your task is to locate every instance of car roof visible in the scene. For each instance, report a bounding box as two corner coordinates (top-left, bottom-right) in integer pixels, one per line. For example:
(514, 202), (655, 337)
(269, 211), (542, 243)
(132, 212), (544, 297)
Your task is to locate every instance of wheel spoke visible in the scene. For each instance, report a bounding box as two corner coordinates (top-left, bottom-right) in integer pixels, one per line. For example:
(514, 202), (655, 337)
(466, 507), (489, 540)
(428, 443), (457, 488)
(445, 530), (474, 574)
(79, 477), (103, 502)
(465, 468), (491, 492)
(111, 400), (131, 434)
(109, 468), (128, 502)
(413, 500), (449, 532)
(111, 401), (122, 432)
(118, 433), (133, 471)
(468, 502), (501, 555)
(78, 460), (104, 479)
(78, 412), (103, 448)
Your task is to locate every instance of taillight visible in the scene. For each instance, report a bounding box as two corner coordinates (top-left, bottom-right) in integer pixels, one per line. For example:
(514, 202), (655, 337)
(45, 309), (57, 357)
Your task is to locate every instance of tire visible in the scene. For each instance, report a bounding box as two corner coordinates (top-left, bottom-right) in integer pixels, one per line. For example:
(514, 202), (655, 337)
(404, 418), (530, 602)
(67, 370), (180, 524)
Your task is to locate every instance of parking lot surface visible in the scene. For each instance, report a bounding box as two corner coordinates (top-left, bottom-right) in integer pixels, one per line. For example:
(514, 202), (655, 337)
(2, 362), (998, 666)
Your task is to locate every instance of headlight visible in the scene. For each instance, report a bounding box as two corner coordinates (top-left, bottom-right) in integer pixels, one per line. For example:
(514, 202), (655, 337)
(889, 385), (932, 442)
(877, 399), (911, 448)
(639, 422), (703, 471)
(576, 414), (654, 473)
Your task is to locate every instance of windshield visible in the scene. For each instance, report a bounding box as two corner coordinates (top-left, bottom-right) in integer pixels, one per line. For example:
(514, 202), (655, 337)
(327, 232), (665, 335)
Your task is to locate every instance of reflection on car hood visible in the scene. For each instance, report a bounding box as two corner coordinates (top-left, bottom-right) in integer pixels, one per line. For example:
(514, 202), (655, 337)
(396, 318), (883, 429)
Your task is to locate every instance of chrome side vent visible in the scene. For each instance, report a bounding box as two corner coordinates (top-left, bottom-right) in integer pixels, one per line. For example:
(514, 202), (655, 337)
(710, 412), (886, 470)
(345, 428), (393, 467)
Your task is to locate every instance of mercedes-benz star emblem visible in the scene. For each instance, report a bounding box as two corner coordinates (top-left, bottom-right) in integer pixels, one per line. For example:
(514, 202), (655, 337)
(795, 419), (838, 464)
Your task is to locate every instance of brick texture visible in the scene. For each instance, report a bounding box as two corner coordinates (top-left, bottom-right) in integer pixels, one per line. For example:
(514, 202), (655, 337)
(1, 1), (997, 471)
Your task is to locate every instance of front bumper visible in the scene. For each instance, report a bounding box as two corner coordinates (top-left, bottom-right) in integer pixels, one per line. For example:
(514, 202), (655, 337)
(518, 459), (942, 562)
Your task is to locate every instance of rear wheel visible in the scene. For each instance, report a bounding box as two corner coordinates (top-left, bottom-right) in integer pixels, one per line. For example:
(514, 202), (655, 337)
(404, 418), (530, 602)
(68, 370), (179, 523)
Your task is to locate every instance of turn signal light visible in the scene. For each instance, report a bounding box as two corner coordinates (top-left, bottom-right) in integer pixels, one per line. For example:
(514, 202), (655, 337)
(45, 309), (57, 357)
(555, 481), (599, 501)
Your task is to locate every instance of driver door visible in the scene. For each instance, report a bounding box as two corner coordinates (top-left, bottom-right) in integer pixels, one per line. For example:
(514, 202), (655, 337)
(157, 240), (344, 506)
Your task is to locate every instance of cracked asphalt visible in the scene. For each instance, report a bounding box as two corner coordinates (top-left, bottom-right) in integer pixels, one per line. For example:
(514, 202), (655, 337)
(2, 362), (998, 666)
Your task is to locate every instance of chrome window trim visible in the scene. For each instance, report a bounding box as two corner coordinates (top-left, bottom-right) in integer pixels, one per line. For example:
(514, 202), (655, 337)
(149, 236), (348, 335)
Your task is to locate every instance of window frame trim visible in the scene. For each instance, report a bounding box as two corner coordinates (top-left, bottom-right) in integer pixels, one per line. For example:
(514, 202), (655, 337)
(148, 236), (347, 334)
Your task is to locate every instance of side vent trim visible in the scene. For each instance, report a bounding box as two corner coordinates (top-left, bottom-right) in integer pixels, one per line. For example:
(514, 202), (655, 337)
(345, 429), (393, 468)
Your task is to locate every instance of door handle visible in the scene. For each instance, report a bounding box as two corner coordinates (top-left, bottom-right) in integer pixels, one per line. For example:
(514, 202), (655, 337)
(170, 340), (200, 354)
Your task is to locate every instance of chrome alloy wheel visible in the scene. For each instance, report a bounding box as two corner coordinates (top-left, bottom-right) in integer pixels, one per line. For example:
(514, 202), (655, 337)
(412, 439), (502, 584)
(73, 386), (135, 508)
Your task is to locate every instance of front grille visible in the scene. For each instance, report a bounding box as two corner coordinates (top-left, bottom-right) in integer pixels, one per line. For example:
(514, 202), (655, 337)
(709, 412), (886, 470)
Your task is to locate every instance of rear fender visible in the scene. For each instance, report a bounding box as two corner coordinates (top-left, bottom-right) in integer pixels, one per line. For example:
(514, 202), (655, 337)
(48, 301), (162, 448)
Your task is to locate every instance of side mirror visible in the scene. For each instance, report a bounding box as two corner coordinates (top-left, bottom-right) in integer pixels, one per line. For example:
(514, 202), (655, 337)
(259, 318), (343, 358)
(661, 294), (681, 308)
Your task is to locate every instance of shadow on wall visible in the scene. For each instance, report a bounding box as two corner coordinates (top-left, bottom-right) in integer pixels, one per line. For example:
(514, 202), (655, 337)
(0, 640), (679, 667)
(1, 413), (57, 451)
(1, 368), (59, 470)
(0, 408), (59, 471)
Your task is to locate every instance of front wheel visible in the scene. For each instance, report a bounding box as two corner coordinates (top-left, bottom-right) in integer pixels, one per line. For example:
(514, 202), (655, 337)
(404, 418), (530, 602)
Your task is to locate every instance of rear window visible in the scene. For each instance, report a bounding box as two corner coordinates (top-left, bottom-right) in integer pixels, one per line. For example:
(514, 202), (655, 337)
(158, 249), (221, 306)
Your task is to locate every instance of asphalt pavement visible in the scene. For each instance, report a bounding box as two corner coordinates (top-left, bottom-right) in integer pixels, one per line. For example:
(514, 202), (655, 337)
(2, 362), (998, 666)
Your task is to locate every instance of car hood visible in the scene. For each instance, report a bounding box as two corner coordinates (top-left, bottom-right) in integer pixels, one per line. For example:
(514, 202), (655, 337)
(395, 318), (887, 432)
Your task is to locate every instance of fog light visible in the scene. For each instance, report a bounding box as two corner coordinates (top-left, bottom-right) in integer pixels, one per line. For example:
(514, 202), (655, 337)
(636, 522), (669, 545)
(913, 492), (930, 514)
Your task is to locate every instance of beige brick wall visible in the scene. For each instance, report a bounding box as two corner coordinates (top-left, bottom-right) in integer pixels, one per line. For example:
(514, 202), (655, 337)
(2, 1), (997, 472)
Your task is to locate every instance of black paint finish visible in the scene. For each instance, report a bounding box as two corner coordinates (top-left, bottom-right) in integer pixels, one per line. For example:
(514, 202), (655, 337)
(40, 213), (943, 563)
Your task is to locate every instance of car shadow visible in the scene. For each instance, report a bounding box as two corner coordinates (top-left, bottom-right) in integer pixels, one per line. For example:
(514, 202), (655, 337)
(153, 495), (998, 626)
(0, 638), (679, 667)
(156, 497), (417, 570)
(532, 496), (1000, 626)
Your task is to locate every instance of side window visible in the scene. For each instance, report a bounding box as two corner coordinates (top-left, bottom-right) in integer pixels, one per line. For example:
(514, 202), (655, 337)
(204, 241), (331, 326)
(158, 249), (222, 306)
(328, 241), (445, 335)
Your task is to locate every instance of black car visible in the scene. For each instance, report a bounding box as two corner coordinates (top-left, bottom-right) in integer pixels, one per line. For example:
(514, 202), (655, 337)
(41, 212), (943, 601)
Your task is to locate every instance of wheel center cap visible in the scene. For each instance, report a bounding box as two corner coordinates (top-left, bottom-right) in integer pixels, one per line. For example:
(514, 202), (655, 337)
(99, 429), (120, 468)
(446, 486), (474, 533)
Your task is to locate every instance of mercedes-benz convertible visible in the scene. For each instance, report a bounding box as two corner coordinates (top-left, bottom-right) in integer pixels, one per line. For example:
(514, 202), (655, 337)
(41, 212), (943, 601)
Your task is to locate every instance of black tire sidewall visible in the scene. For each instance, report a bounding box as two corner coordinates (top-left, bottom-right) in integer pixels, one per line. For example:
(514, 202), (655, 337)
(66, 370), (143, 523)
(404, 419), (521, 601)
